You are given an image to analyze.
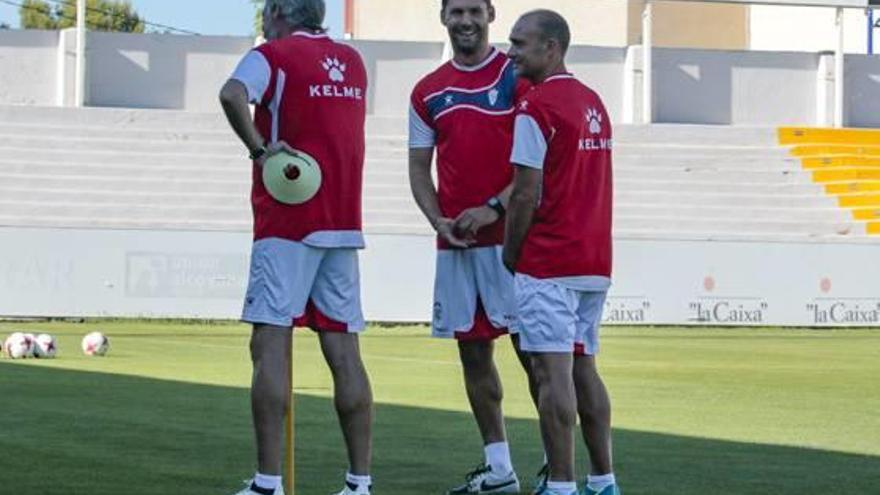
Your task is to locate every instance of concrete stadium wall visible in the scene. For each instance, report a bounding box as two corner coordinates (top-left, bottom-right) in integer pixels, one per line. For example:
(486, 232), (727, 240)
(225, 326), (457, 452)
(0, 228), (433, 323)
(844, 54), (880, 128)
(567, 46), (627, 124)
(86, 32), (254, 110)
(351, 0), (751, 50)
(0, 29), (58, 106)
(351, 0), (632, 46)
(635, 1), (750, 50)
(351, 40), (444, 116)
(653, 48), (820, 125)
(0, 30), (878, 126)
(749, 5), (874, 54)
(3, 227), (879, 327)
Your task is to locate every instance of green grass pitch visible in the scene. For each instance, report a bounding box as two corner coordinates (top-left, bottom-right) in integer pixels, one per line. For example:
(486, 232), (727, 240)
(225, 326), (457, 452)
(1, 321), (878, 494)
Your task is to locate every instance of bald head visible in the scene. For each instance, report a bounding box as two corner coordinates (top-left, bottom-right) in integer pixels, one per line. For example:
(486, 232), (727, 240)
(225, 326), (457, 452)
(507, 9), (570, 84)
(521, 9), (570, 56)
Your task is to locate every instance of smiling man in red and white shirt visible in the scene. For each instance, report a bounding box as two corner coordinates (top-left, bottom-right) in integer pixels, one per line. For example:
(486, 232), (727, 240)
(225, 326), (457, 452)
(408, 0), (548, 493)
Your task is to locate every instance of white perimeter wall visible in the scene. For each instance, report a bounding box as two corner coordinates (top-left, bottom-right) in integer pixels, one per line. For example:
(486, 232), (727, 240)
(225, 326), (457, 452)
(750, 6), (877, 54)
(0, 29), (58, 106)
(1, 30), (879, 126)
(86, 32), (254, 111)
(653, 48), (819, 125)
(3, 227), (880, 327)
(845, 54), (880, 128)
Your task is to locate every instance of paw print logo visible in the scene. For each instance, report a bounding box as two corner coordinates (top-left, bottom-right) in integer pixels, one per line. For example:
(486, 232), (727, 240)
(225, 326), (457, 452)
(586, 108), (602, 135)
(322, 57), (346, 82)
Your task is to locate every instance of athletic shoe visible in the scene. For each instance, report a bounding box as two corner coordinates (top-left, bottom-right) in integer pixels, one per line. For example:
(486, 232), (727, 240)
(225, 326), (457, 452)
(532, 463), (549, 495)
(534, 485), (577, 495)
(580, 483), (621, 495)
(335, 480), (371, 495)
(447, 463), (521, 494)
(232, 479), (285, 495)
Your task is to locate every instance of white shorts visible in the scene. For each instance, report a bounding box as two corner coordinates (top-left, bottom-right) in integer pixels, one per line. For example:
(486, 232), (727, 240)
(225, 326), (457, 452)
(513, 273), (607, 355)
(241, 238), (365, 332)
(432, 246), (516, 339)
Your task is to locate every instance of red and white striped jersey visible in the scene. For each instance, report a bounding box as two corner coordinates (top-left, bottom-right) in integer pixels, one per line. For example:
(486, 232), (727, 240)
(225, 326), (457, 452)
(410, 48), (530, 249)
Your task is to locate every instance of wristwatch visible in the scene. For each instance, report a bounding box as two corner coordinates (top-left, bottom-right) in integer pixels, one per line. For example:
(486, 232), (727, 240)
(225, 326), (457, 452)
(486, 196), (505, 217)
(249, 145), (268, 161)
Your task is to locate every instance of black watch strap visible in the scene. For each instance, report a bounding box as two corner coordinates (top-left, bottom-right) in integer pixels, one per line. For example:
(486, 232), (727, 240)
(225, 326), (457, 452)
(249, 146), (268, 161)
(486, 196), (505, 216)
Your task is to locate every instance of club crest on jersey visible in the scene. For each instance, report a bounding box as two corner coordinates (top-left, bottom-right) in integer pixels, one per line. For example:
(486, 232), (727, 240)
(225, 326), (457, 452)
(488, 88), (499, 106)
(309, 55), (363, 100)
(322, 56), (346, 82)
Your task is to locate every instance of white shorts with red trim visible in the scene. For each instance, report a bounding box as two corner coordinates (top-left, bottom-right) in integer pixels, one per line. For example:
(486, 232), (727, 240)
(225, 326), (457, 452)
(241, 237), (365, 333)
(432, 246), (516, 339)
(512, 273), (607, 355)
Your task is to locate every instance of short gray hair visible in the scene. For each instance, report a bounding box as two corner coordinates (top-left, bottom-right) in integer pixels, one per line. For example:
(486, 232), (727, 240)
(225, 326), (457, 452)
(523, 9), (571, 56)
(265, 0), (325, 31)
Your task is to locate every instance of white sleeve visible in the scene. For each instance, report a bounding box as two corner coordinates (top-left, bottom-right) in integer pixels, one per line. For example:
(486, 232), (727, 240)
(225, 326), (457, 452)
(231, 51), (271, 104)
(408, 105), (436, 149)
(510, 114), (548, 169)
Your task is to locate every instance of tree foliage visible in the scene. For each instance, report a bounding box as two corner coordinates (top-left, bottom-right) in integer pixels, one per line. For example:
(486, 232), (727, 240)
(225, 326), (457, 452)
(20, 0), (144, 33)
(252, 0), (264, 36)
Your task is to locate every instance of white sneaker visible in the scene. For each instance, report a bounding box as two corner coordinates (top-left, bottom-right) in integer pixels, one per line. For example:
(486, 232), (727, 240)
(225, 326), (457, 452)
(335, 480), (371, 495)
(447, 463), (521, 494)
(233, 479), (285, 495)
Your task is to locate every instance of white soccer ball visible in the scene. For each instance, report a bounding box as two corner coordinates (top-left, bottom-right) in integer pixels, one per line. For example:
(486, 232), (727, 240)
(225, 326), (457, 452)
(33, 333), (57, 358)
(3, 332), (33, 359)
(81, 331), (109, 356)
(23, 333), (37, 358)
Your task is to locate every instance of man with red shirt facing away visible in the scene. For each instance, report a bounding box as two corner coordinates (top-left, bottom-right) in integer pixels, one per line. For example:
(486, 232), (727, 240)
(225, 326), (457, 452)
(219, 1), (373, 494)
(408, 0), (539, 493)
(504, 10), (621, 495)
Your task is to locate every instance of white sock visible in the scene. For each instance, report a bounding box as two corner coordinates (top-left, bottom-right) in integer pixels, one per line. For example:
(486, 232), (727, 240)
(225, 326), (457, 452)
(346, 471), (372, 489)
(547, 480), (577, 493)
(253, 472), (281, 490)
(484, 441), (514, 476)
(587, 473), (616, 491)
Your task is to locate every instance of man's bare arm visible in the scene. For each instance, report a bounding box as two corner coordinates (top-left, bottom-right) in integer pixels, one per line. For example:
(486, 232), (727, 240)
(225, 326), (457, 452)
(219, 79), (265, 156)
(453, 182), (514, 239)
(408, 148), (443, 228)
(503, 165), (542, 272)
(409, 147), (471, 248)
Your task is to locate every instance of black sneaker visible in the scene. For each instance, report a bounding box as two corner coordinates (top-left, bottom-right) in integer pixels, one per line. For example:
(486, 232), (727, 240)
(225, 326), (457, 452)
(447, 463), (521, 494)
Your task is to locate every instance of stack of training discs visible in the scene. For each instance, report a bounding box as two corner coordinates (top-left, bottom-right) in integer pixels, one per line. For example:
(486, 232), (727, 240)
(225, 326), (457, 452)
(262, 150), (323, 205)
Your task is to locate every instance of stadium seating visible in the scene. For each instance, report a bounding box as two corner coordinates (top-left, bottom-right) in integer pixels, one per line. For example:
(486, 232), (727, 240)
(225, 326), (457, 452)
(779, 127), (880, 235)
(0, 104), (871, 242)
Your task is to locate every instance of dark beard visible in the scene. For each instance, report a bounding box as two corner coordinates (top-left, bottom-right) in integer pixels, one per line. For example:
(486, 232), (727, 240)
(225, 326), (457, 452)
(454, 42), (478, 56)
(450, 28), (483, 56)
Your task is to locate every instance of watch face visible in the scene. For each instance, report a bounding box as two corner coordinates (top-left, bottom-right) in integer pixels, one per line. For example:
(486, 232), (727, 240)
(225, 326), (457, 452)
(488, 197), (504, 214)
